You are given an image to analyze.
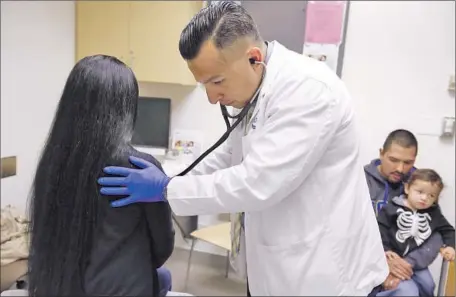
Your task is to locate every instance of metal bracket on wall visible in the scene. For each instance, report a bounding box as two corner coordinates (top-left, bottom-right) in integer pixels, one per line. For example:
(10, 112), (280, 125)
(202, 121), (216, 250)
(1, 156), (17, 179)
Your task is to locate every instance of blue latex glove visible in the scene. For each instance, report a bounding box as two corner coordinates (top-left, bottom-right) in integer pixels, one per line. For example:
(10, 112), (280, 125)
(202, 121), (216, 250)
(98, 156), (171, 207)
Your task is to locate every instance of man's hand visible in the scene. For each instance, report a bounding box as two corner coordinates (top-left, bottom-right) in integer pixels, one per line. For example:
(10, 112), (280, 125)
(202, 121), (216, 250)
(97, 156), (171, 207)
(440, 246), (456, 262)
(385, 251), (413, 280)
(383, 274), (401, 291)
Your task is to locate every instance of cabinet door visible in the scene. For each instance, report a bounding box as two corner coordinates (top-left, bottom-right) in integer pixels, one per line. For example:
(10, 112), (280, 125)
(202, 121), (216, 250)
(129, 1), (202, 86)
(75, 1), (130, 64)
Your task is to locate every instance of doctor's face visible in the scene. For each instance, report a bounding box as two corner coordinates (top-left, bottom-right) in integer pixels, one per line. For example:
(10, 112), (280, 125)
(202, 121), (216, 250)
(379, 142), (417, 183)
(187, 40), (264, 109)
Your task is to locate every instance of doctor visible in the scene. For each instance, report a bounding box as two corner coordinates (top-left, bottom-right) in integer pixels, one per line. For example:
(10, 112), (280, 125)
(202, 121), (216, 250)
(98, 2), (388, 295)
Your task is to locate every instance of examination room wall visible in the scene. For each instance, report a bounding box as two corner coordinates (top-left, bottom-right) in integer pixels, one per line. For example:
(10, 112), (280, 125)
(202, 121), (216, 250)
(342, 1), (455, 285)
(1, 1), (75, 212)
(1, 0), (455, 283)
(343, 1), (455, 225)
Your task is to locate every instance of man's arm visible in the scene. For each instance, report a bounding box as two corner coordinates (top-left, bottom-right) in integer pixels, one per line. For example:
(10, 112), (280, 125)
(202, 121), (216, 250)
(433, 207), (456, 248)
(404, 232), (443, 269)
(167, 79), (341, 215)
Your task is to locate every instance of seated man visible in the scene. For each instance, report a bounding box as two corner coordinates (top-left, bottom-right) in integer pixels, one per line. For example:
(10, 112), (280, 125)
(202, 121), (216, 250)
(364, 129), (443, 295)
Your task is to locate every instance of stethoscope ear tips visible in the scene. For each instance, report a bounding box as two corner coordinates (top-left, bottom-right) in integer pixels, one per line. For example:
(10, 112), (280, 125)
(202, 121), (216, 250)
(249, 59), (266, 67)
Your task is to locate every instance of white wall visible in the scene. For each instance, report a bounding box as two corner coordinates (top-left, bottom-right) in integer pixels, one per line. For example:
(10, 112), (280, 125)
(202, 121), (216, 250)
(1, 1), (75, 213)
(342, 1), (455, 285)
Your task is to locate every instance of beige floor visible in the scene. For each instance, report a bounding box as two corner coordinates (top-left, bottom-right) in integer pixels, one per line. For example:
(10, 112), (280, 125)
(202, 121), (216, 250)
(166, 247), (247, 296)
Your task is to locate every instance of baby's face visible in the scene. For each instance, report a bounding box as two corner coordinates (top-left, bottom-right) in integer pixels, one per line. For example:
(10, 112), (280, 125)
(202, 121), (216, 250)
(405, 180), (441, 210)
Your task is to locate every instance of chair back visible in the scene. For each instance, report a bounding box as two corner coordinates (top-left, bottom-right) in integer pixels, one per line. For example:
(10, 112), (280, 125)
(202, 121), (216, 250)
(172, 214), (198, 240)
(437, 259), (455, 297)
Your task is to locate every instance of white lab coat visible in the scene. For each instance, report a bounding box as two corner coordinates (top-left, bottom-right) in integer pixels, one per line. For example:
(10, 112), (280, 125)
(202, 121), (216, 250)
(167, 41), (388, 295)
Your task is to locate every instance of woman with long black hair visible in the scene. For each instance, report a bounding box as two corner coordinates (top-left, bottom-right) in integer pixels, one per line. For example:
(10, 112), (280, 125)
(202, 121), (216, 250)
(27, 55), (174, 296)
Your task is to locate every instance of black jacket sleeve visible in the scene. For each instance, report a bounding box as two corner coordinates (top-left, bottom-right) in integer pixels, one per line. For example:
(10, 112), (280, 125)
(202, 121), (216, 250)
(432, 206), (455, 248)
(138, 154), (175, 268)
(377, 205), (394, 252)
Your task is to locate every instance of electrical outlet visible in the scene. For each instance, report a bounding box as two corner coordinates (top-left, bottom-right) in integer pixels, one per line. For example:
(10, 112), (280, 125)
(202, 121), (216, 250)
(449, 74), (455, 91)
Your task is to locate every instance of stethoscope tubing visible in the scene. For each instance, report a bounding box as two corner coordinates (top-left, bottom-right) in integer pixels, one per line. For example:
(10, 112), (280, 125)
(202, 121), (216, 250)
(177, 64), (266, 177)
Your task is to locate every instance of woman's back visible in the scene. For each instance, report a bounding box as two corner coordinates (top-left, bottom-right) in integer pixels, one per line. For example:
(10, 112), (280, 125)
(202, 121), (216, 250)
(27, 55), (174, 296)
(85, 146), (174, 296)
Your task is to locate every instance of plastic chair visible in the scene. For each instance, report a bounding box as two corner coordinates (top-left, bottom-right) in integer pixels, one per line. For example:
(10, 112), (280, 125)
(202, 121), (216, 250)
(184, 222), (231, 289)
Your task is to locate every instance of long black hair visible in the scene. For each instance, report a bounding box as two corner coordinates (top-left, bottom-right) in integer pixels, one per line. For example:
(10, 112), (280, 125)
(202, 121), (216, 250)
(27, 55), (139, 296)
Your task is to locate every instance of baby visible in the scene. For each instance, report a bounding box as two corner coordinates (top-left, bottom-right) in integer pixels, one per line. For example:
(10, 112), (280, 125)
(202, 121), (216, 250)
(376, 168), (455, 296)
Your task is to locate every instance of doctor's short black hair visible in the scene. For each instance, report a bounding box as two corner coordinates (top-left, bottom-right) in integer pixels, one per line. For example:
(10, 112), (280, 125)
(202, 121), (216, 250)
(383, 129), (418, 156)
(179, 1), (262, 60)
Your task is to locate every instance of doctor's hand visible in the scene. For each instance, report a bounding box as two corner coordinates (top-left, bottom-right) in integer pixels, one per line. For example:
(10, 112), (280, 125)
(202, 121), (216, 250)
(98, 156), (171, 207)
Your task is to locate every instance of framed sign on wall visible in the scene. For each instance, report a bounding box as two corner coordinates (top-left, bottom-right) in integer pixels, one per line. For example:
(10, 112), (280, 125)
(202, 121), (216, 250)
(302, 1), (350, 77)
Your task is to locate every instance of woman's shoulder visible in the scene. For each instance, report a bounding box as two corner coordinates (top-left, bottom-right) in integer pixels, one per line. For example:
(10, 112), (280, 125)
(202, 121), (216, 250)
(130, 148), (162, 168)
(108, 145), (163, 171)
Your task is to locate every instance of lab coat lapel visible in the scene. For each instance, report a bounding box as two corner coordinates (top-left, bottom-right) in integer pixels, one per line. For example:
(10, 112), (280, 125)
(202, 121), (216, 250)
(239, 41), (283, 155)
(230, 41), (284, 279)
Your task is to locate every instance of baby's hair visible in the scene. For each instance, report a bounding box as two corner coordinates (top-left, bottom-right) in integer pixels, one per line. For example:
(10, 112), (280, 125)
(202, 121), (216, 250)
(407, 168), (444, 193)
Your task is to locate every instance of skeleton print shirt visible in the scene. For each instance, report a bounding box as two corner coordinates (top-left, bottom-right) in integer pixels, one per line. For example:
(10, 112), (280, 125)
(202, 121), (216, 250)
(377, 195), (455, 257)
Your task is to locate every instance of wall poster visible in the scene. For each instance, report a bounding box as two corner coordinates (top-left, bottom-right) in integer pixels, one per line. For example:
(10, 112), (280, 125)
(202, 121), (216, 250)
(302, 1), (350, 77)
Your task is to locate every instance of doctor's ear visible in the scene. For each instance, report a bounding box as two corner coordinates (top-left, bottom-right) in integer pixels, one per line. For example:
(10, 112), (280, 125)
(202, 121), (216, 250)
(247, 46), (263, 65)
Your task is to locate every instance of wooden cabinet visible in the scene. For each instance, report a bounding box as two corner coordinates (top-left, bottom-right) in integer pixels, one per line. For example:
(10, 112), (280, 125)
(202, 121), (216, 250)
(75, 1), (130, 65)
(75, 1), (202, 86)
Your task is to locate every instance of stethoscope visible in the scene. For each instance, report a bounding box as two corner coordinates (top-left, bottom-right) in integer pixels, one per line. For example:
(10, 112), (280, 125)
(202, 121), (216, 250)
(177, 59), (267, 176)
